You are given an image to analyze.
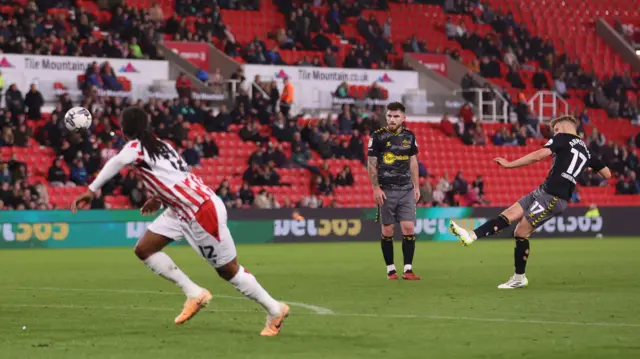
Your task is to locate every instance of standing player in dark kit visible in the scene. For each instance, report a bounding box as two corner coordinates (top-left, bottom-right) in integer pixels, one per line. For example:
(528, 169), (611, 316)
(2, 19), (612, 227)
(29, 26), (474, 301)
(367, 102), (421, 280)
(450, 116), (611, 288)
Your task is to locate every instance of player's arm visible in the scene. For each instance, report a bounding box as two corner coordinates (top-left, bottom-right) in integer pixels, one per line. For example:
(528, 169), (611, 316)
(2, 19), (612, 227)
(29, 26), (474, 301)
(588, 154), (611, 179)
(495, 148), (552, 169)
(367, 135), (386, 205)
(367, 135), (381, 188)
(71, 143), (139, 212)
(409, 135), (420, 201)
(410, 155), (419, 188)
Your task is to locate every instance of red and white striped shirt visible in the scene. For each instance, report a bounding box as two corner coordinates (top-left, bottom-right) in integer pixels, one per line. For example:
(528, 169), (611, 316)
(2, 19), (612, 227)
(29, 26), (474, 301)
(88, 140), (216, 221)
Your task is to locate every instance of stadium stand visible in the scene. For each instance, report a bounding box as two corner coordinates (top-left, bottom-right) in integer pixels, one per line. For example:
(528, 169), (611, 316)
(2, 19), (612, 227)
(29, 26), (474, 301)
(1, 0), (640, 212)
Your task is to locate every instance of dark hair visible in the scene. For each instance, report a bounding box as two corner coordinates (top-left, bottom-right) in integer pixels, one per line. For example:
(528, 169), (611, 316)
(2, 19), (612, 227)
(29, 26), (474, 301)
(386, 102), (405, 113)
(121, 106), (168, 161)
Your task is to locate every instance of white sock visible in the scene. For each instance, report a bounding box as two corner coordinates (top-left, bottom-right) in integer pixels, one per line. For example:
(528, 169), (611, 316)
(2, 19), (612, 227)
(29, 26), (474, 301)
(470, 230), (478, 240)
(386, 264), (396, 273)
(404, 264), (412, 273)
(514, 273), (526, 281)
(230, 266), (281, 317)
(143, 252), (203, 298)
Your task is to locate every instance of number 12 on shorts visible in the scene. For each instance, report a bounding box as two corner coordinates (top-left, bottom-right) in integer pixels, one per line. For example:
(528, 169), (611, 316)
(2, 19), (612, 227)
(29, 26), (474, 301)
(198, 245), (218, 264)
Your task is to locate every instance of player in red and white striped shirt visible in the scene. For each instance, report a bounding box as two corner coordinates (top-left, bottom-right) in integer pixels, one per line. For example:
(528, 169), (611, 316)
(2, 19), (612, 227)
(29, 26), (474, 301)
(71, 107), (289, 336)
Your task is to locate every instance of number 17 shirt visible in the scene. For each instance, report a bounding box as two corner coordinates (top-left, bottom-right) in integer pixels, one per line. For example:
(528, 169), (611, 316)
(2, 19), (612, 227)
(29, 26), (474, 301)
(540, 133), (605, 201)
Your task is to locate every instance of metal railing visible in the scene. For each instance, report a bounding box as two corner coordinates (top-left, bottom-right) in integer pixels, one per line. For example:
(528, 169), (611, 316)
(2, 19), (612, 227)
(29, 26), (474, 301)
(454, 87), (510, 122)
(527, 91), (568, 123)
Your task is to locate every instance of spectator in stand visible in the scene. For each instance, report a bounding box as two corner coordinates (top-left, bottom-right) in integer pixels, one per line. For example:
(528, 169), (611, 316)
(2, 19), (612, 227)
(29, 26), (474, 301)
(264, 143), (288, 168)
(70, 159), (88, 186)
(182, 140), (201, 168)
(14, 121), (32, 147)
(616, 174), (634, 194)
(237, 182), (255, 205)
(217, 187), (235, 207)
(334, 166), (354, 186)
(101, 63), (124, 91)
(367, 82), (384, 101)
(48, 159), (72, 187)
(6, 84), (24, 116)
(24, 84), (44, 120)
(532, 68), (550, 90)
(129, 181), (148, 208)
(209, 68), (225, 94)
(506, 66), (525, 89)
(201, 135), (219, 158)
(324, 48), (338, 67)
(90, 189), (107, 209)
(280, 77), (294, 118)
(175, 72), (193, 99)
(335, 82), (349, 99)
(0, 162), (11, 184)
(314, 174), (334, 195)
(239, 121), (268, 143)
(554, 73), (569, 98)
(459, 103), (475, 132)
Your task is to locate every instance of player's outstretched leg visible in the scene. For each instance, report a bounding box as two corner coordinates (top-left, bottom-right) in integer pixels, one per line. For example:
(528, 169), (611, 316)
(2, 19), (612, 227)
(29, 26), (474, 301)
(134, 231), (211, 325)
(450, 203), (522, 246)
(217, 259), (289, 336)
(498, 218), (533, 289)
(381, 233), (397, 279)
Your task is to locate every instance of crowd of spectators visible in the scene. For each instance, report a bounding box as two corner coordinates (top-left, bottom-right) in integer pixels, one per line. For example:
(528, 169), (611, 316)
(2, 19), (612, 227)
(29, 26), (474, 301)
(417, 170), (488, 208)
(446, 0), (640, 123)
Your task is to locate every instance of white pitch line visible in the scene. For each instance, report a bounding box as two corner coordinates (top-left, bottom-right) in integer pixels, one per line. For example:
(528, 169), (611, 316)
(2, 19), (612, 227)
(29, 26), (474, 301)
(5, 286), (335, 315)
(4, 287), (640, 328)
(0, 303), (256, 314)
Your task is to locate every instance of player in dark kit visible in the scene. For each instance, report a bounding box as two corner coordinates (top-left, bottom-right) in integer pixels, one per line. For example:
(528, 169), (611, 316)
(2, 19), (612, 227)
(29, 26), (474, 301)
(449, 115), (611, 288)
(367, 102), (421, 280)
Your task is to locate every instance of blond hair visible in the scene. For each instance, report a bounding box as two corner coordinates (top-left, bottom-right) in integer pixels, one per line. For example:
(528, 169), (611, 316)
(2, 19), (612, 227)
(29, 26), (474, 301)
(550, 115), (578, 128)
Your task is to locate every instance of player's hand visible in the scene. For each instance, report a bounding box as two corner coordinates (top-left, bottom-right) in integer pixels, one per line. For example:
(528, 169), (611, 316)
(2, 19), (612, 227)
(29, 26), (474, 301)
(413, 187), (421, 202)
(493, 157), (511, 168)
(70, 190), (95, 213)
(373, 186), (386, 206)
(141, 197), (162, 216)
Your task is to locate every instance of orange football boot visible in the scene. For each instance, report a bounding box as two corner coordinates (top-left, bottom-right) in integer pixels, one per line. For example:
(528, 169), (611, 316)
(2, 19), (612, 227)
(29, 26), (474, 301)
(174, 290), (213, 325)
(260, 303), (290, 336)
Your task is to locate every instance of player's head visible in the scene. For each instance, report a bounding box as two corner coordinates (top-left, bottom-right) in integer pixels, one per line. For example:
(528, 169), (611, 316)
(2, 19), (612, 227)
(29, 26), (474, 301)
(385, 102), (406, 132)
(121, 106), (167, 161)
(550, 115), (578, 135)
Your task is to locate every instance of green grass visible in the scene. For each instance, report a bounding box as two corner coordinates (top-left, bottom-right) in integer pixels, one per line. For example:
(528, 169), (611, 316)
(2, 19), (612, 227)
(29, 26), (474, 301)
(1, 239), (640, 359)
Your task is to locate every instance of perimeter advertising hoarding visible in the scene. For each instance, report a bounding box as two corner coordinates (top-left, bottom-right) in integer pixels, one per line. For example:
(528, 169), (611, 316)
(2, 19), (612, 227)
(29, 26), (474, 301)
(0, 207), (633, 249)
(242, 64), (419, 110)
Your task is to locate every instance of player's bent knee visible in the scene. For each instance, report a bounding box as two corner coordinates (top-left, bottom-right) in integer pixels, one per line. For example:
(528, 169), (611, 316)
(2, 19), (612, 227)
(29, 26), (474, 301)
(134, 231), (172, 261)
(514, 220), (534, 239)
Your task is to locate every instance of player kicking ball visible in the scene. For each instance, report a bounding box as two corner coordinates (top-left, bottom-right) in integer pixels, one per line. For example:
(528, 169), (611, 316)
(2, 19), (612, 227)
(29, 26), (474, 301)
(449, 116), (611, 289)
(71, 107), (289, 336)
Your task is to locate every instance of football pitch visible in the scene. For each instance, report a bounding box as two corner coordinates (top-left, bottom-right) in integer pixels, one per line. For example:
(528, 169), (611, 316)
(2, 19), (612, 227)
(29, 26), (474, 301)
(1, 239), (639, 359)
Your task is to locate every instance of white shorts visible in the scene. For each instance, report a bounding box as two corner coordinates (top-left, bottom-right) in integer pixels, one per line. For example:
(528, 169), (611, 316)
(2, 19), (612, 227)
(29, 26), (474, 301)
(147, 196), (237, 268)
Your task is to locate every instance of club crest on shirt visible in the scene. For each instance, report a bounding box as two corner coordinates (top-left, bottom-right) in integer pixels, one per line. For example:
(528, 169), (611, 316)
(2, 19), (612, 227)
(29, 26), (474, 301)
(402, 139), (411, 148)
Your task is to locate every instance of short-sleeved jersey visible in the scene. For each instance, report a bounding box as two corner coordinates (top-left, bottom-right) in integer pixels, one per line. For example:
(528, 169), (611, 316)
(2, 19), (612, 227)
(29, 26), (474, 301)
(367, 127), (418, 191)
(89, 140), (215, 222)
(540, 133), (605, 200)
